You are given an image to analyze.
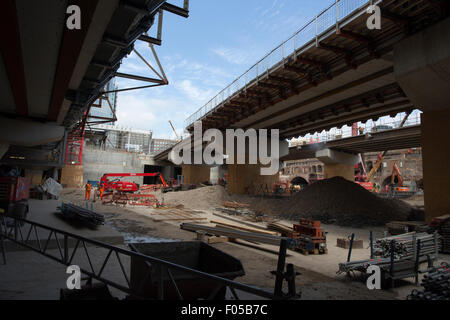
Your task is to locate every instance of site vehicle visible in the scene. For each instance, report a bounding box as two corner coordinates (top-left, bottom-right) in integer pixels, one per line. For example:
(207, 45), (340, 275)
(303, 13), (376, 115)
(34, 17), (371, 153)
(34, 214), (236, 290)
(99, 173), (170, 193)
(386, 162), (409, 192)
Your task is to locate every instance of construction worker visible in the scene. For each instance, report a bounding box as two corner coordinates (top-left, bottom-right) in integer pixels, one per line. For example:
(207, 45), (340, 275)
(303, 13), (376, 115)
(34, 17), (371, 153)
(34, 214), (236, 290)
(85, 182), (92, 201)
(99, 184), (105, 201)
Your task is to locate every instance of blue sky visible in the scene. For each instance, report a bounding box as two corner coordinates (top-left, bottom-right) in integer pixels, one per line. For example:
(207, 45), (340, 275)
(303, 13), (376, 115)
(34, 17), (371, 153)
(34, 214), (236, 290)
(115, 0), (335, 139)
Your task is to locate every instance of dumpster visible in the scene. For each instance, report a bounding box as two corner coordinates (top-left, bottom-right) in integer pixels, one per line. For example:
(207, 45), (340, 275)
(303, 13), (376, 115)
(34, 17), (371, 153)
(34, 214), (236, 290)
(129, 241), (245, 300)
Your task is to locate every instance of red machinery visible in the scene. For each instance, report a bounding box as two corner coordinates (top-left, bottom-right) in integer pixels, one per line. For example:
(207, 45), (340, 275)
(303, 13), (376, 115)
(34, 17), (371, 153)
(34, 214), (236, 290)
(100, 173), (168, 193)
(289, 219), (328, 255)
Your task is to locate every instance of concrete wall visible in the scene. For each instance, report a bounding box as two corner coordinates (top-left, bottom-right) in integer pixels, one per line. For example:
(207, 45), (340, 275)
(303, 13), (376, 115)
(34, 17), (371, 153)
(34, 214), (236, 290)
(182, 165), (211, 184)
(61, 165), (84, 188)
(227, 163), (279, 195)
(83, 148), (146, 184)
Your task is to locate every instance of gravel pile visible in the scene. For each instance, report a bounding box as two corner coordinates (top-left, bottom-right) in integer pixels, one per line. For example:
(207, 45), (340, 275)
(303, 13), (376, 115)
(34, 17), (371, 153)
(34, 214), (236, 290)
(162, 185), (233, 210)
(279, 177), (412, 227)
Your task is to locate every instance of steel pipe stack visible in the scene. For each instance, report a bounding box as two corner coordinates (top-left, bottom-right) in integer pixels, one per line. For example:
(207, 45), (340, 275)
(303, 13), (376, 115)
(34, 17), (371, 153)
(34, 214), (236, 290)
(439, 223), (450, 254)
(373, 232), (440, 260)
(407, 263), (450, 300)
(338, 232), (440, 275)
(58, 203), (105, 227)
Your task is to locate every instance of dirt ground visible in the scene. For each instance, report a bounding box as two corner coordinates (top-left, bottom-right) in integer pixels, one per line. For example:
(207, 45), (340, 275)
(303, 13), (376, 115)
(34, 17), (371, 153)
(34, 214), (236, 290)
(59, 187), (411, 300)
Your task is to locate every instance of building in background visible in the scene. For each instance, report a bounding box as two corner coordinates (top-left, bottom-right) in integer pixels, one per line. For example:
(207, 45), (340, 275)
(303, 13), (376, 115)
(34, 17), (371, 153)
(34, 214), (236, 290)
(150, 139), (178, 155)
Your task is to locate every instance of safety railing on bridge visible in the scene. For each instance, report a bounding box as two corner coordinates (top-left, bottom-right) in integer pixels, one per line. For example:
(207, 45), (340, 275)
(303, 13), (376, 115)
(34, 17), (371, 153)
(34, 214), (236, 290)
(297, 111), (422, 145)
(0, 215), (297, 300)
(185, 0), (381, 129)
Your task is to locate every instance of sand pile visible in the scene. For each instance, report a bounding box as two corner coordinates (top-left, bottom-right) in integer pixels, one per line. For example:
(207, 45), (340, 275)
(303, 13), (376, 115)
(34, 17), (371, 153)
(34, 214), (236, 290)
(162, 185), (233, 210)
(279, 177), (412, 227)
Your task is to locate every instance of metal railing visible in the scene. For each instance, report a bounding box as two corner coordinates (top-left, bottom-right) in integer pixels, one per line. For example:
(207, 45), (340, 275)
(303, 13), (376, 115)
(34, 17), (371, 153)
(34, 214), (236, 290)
(295, 111), (422, 145)
(0, 215), (296, 300)
(185, 0), (380, 129)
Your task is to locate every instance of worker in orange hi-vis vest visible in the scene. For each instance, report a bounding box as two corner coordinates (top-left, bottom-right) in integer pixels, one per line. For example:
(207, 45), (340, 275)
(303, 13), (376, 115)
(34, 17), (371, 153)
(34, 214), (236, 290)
(99, 185), (105, 200)
(85, 182), (92, 201)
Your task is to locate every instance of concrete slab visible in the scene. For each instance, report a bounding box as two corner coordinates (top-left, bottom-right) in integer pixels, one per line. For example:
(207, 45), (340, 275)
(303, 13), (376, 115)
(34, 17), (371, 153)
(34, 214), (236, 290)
(3, 199), (123, 252)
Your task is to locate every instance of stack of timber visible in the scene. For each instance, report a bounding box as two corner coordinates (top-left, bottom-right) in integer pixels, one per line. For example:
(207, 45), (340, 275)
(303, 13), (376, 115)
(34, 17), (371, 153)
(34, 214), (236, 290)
(215, 201), (251, 216)
(211, 220), (280, 236)
(267, 222), (294, 236)
(386, 221), (428, 235)
(181, 223), (284, 246)
(151, 208), (207, 222)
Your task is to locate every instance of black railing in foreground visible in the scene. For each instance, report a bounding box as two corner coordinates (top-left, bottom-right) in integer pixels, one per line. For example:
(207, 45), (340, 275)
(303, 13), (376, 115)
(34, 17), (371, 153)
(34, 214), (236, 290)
(0, 215), (298, 300)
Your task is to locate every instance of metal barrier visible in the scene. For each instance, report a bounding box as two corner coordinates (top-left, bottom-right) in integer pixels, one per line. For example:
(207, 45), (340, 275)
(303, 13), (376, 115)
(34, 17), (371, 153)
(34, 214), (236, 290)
(0, 215), (297, 300)
(185, 0), (381, 128)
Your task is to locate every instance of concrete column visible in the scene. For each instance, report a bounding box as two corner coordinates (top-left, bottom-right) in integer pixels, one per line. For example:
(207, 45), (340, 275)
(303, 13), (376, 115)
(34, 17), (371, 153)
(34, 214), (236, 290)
(421, 110), (450, 222)
(182, 165), (211, 185)
(394, 17), (450, 221)
(316, 149), (358, 181)
(227, 163), (279, 195)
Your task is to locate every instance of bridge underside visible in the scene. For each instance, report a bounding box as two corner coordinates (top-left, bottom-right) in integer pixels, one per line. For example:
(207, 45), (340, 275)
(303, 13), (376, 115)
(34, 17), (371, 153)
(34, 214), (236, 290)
(282, 125), (421, 161)
(187, 0), (447, 139)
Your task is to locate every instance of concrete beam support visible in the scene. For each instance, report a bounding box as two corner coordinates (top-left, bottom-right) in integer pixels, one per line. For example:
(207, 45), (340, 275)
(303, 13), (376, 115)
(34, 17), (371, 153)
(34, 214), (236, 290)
(227, 163), (279, 195)
(394, 17), (450, 111)
(316, 148), (359, 165)
(315, 149), (358, 181)
(0, 117), (65, 147)
(394, 17), (450, 221)
(182, 165), (211, 185)
(421, 110), (450, 222)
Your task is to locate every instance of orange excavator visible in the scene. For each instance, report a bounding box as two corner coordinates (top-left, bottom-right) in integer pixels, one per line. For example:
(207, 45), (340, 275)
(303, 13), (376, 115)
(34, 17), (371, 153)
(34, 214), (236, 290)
(99, 173), (169, 193)
(387, 162), (409, 192)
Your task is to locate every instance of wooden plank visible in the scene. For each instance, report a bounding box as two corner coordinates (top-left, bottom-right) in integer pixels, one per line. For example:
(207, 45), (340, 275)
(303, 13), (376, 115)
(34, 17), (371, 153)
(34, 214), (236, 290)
(181, 223), (284, 246)
(211, 220), (280, 236)
(152, 217), (207, 222)
(212, 213), (271, 232)
(207, 236), (229, 244)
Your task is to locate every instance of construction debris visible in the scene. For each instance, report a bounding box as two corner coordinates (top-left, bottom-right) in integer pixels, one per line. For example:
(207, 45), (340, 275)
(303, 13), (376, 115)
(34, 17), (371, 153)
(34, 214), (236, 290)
(407, 263), (450, 300)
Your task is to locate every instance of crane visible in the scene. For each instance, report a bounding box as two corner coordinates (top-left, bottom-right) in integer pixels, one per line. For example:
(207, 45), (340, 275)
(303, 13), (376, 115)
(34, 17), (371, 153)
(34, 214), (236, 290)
(100, 173), (168, 193)
(365, 111), (412, 182)
(169, 120), (181, 142)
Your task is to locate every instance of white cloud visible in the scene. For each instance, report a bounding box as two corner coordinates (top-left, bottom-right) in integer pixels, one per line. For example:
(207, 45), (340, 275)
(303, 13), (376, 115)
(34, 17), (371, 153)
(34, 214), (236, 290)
(211, 47), (254, 66)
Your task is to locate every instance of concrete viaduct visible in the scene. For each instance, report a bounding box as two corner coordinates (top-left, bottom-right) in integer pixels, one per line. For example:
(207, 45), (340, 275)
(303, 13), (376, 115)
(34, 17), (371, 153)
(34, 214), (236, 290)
(159, 0), (450, 222)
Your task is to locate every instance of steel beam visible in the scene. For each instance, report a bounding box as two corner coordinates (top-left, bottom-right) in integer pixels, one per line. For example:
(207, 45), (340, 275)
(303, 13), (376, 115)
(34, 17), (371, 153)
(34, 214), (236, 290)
(47, 0), (99, 121)
(0, 0), (28, 117)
